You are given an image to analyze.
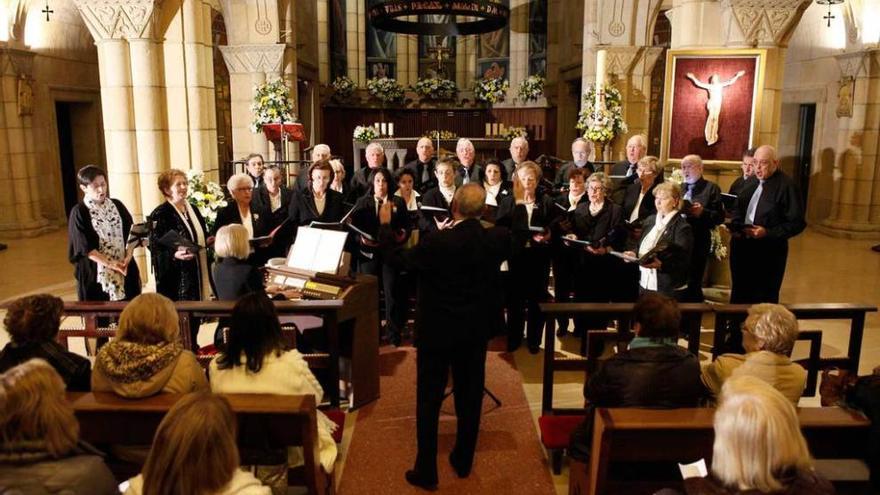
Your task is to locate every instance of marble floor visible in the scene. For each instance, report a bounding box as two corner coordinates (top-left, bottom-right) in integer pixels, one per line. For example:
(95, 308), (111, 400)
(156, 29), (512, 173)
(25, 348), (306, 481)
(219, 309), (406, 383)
(0, 227), (878, 493)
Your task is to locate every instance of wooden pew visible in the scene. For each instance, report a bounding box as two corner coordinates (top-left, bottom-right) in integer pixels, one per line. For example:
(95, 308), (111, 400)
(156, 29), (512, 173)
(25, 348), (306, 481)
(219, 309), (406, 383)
(68, 392), (333, 495)
(574, 406), (871, 495)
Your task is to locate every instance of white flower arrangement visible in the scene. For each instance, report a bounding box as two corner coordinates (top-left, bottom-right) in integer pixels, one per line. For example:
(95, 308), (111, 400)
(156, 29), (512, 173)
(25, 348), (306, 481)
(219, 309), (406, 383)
(353, 125), (379, 143)
(412, 77), (458, 100)
(331, 75), (356, 100)
(366, 77), (405, 103)
(576, 84), (628, 144)
(423, 129), (458, 140)
(517, 75), (545, 102)
(501, 126), (528, 141)
(474, 77), (509, 104)
(249, 78), (297, 133)
(185, 170), (227, 231)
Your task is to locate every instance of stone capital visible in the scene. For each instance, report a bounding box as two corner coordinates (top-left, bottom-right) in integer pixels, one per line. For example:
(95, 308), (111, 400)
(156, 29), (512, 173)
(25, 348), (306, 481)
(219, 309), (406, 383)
(74, 0), (162, 41)
(219, 44), (285, 74)
(0, 47), (35, 79)
(721, 0), (812, 47)
(835, 51), (870, 80)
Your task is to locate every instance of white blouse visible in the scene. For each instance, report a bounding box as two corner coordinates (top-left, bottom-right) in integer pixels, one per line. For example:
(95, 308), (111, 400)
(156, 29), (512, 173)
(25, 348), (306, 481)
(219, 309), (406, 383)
(638, 210), (678, 291)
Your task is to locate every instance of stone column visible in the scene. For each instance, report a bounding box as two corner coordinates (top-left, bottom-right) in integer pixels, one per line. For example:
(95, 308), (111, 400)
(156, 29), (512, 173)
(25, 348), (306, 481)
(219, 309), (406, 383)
(219, 43), (285, 160)
(317, 0), (330, 84)
(508, 0), (530, 102)
(0, 47), (50, 237)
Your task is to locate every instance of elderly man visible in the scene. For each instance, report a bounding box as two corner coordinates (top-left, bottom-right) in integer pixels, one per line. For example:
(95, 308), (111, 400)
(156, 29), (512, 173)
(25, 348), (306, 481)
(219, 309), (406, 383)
(679, 154), (724, 303)
(455, 138), (482, 186)
(555, 138), (596, 190)
(730, 145), (805, 305)
(405, 137), (437, 194)
(502, 136), (529, 178)
(378, 183), (511, 489)
(296, 143), (332, 191)
(244, 153), (265, 189)
(351, 142), (387, 198)
(610, 134), (647, 203)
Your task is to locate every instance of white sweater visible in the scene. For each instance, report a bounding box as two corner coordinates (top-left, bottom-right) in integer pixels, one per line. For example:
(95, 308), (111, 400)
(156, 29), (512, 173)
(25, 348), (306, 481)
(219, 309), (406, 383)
(125, 469), (270, 494)
(209, 350), (338, 472)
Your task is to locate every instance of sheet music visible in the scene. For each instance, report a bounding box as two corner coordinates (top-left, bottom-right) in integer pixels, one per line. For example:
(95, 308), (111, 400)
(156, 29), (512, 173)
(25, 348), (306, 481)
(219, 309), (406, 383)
(287, 227), (347, 273)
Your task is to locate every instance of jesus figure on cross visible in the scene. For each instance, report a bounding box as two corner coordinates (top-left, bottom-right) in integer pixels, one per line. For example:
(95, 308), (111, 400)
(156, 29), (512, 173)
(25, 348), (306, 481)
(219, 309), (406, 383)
(686, 70), (746, 146)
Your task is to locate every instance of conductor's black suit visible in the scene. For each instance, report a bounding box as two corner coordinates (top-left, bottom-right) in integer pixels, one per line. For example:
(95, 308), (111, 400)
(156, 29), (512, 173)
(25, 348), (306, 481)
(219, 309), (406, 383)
(380, 216), (511, 485)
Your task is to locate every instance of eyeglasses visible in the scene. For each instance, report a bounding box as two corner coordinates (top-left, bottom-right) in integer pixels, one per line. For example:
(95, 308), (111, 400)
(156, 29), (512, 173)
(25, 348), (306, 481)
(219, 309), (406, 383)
(587, 186), (604, 192)
(235, 187), (254, 192)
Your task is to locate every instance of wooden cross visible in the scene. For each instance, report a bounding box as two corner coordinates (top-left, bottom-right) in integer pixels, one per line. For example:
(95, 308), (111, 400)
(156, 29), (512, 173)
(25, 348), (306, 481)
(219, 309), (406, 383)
(42, 1), (53, 21)
(427, 45), (451, 77)
(823, 10), (835, 27)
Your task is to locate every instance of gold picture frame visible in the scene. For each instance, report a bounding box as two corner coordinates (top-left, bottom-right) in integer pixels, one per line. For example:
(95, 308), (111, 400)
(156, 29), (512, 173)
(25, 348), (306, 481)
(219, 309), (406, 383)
(660, 49), (767, 168)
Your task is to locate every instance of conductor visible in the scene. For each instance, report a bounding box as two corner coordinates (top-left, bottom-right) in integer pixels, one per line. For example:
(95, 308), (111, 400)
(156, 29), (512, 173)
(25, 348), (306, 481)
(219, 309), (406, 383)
(378, 183), (511, 490)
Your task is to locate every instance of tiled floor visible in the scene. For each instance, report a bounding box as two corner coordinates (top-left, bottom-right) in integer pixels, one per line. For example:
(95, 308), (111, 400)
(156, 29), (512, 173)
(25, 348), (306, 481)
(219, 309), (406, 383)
(0, 227), (878, 494)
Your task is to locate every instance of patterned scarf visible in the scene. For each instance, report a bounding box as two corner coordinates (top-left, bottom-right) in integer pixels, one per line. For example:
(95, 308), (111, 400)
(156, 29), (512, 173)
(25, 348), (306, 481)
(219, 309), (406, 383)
(85, 197), (125, 300)
(94, 340), (184, 383)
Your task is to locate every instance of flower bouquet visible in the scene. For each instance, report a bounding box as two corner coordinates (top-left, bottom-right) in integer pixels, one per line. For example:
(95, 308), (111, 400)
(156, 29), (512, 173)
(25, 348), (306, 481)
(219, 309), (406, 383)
(412, 77), (458, 100)
(250, 78), (296, 133)
(474, 77), (509, 104)
(501, 126), (528, 141)
(576, 84), (627, 143)
(186, 170), (227, 231)
(517, 75), (545, 102)
(353, 125), (379, 143)
(331, 75), (356, 101)
(366, 77), (405, 103)
(423, 130), (458, 140)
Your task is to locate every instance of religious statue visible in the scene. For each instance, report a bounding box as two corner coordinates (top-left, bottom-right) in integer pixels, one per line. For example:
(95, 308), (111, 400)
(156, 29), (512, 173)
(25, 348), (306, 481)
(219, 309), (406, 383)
(17, 75), (33, 117)
(837, 77), (855, 118)
(686, 70), (746, 146)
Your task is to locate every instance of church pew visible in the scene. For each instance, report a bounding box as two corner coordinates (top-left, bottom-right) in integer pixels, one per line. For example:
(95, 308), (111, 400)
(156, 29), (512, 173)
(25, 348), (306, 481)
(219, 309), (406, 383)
(572, 406), (871, 495)
(68, 392), (333, 495)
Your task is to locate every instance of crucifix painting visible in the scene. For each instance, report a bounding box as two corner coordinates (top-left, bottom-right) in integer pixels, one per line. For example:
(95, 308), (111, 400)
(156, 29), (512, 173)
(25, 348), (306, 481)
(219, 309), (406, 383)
(686, 70), (746, 146)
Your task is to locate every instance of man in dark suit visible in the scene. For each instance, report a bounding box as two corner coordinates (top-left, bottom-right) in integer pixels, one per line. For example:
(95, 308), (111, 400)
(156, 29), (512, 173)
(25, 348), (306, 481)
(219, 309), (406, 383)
(244, 153), (265, 190)
(295, 143), (331, 191)
(610, 134), (647, 203)
(680, 154), (724, 302)
(404, 137), (437, 194)
(454, 138), (482, 186)
(730, 145), (805, 305)
(501, 136), (529, 178)
(350, 142), (387, 198)
(554, 137), (596, 190)
(379, 183), (511, 490)
(729, 147), (757, 197)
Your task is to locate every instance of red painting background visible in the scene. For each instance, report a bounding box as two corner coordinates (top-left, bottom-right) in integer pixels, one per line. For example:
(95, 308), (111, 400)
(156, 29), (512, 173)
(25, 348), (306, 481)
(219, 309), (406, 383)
(669, 56), (758, 161)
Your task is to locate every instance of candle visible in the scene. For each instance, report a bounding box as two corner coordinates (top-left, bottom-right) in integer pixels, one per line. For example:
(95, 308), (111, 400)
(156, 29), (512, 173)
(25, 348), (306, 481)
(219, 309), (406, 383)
(485, 123), (491, 136)
(389, 123), (394, 136)
(500, 124), (506, 135)
(380, 123), (387, 135)
(595, 49), (607, 109)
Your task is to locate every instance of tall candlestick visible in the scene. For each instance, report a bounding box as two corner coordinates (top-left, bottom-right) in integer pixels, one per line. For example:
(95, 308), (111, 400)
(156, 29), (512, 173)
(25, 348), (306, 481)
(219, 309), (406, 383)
(595, 49), (607, 109)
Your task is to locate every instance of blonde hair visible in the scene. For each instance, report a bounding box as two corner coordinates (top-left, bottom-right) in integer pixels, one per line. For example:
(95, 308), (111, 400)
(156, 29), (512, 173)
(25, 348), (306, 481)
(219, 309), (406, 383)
(652, 180), (682, 202)
(0, 359), (79, 457)
(745, 304), (799, 355)
(117, 293), (180, 345)
(513, 161), (543, 202)
(214, 224), (250, 260)
(141, 392), (240, 495)
(637, 155), (661, 175)
(586, 172), (611, 193)
(226, 173), (254, 193)
(712, 376), (813, 492)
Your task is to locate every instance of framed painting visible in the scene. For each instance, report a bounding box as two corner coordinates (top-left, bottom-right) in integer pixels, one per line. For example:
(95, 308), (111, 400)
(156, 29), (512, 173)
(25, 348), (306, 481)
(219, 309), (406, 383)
(660, 49), (767, 166)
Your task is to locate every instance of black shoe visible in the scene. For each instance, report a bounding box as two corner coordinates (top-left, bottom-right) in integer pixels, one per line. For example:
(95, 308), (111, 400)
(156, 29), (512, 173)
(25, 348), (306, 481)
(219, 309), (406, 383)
(506, 339), (522, 353)
(449, 452), (471, 478)
(528, 344), (541, 355)
(555, 326), (568, 337)
(405, 470), (438, 491)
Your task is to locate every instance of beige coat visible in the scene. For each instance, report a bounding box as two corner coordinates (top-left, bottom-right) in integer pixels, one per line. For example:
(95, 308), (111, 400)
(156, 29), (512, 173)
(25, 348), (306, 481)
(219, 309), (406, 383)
(92, 349), (208, 398)
(701, 350), (806, 404)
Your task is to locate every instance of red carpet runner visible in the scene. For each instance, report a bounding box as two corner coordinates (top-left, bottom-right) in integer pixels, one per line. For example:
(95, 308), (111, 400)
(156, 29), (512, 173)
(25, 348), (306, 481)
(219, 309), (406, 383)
(338, 346), (556, 494)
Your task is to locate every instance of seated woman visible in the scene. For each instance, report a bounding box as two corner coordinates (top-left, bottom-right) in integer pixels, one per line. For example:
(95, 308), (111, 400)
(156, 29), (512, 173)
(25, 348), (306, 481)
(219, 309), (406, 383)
(0, 359), (117, 494)
(0, 294), (91, 391)
(702, 304), (806, 405)
(682, 376), (834, 494)
(568, 293), (705, 461)
(124, 392), (270, 495)
(623, 181), (693, 300)
(213, 224), (265, 348)
(91, 293), (208, 397)
(209, 293), (337, 473)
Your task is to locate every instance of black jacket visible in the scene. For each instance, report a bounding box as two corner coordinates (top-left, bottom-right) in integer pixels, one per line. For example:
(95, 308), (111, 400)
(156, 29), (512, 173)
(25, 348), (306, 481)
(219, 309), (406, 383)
(350, 166), (395, 199)
(380, 218), (511, 350)
(572, 201), (624, 249)
(148, 201), (210, 301)
(683, 178), (725, 247)
(731, 170), (805, 240)
(349, 195), (410, 248)
(212, 202), (271, 238)
(554, 161), (598, 189)
(586, 345), (704, 408)
(454, 163), (483, 187)
(288, 188), (347, 230)
(251, 186), (294, 228)
(419, 187), (453, 233)
(682, 468), (835, 495)
(630, 212), (693, 294)
(495, 192), (558, 255)
(212, 257), (264, 301)
(404, 158), (437, 194)
(621, 179), (659, 223)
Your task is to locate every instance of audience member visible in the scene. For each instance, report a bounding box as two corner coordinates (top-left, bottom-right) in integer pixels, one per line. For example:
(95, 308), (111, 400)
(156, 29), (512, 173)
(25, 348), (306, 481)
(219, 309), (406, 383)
(0, 359), (117, 494)
(568, 293), (704, 461)
(91, 293), (208, 397)
(701, 304), (806, 404)
(124, 392), (270, 495)
(681, 376), (834, 494)
(209, 293), (337, 473)
(0, 294), (90, 391)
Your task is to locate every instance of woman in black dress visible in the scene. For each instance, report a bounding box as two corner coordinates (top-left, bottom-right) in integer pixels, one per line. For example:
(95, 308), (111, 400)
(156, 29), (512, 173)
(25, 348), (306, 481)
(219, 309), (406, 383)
(68, 165), (142, 303)
(288, 159), (347, 235)
(251, 164), (294, 259)
(481, 159), (513, 223)
(350, 167), (410, 346)
(213, 173), (271, 265)
(550, 167), (589, 335)
(568, 172), (623, 332)
(496, 161), (557, 354)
